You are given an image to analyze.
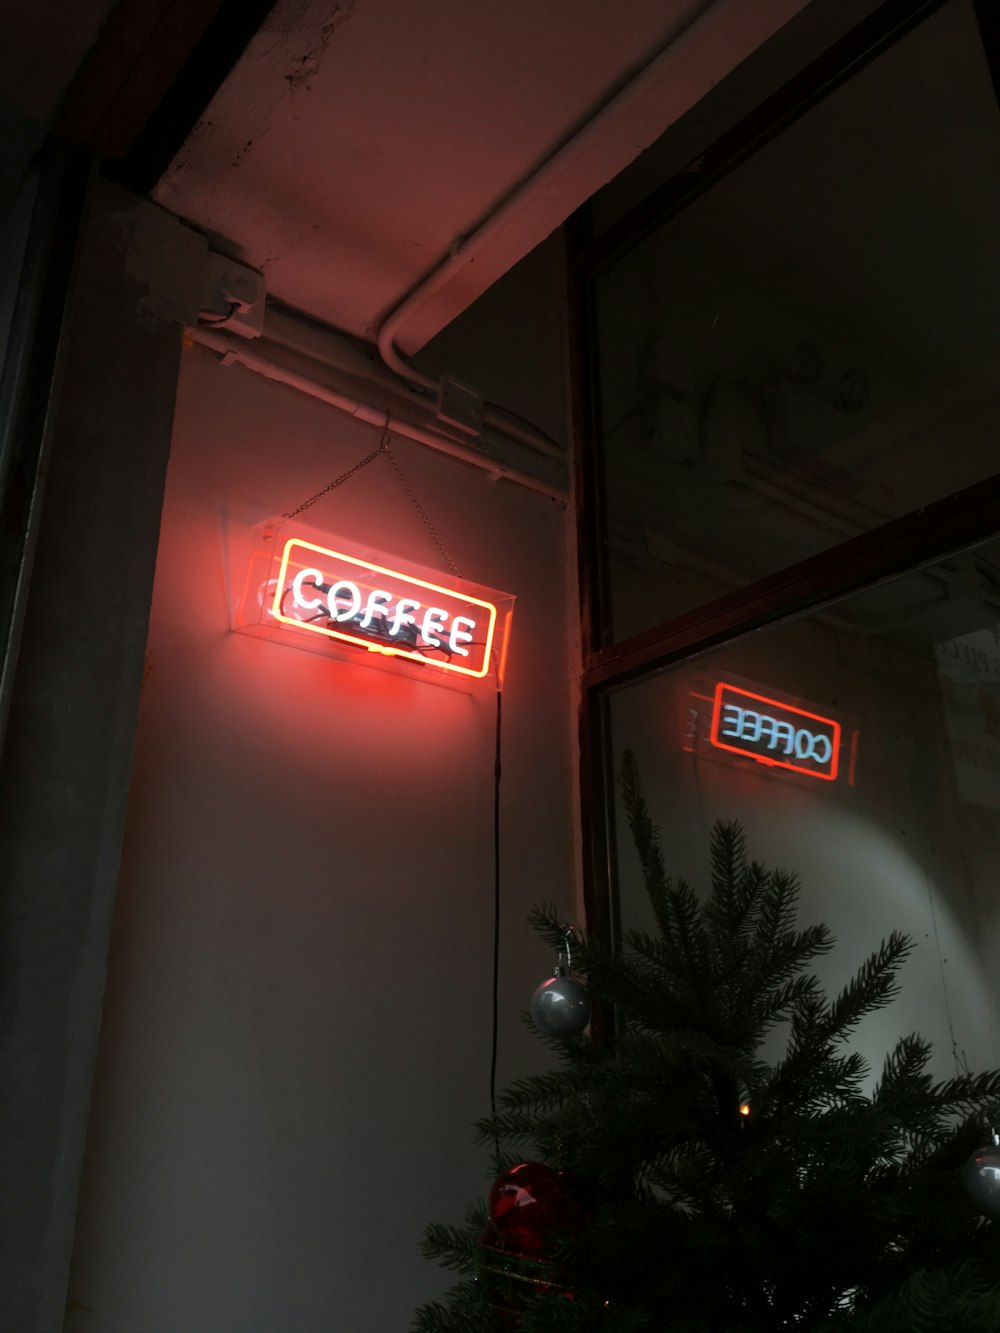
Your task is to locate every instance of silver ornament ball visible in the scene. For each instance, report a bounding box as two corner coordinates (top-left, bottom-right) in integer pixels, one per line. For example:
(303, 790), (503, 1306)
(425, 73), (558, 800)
(531, 973), (591, 1039)
(964, 1141), (1000, 1219)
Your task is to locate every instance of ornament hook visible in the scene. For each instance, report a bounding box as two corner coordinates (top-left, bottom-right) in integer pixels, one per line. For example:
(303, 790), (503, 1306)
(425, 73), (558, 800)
(561, 925), (576, 975)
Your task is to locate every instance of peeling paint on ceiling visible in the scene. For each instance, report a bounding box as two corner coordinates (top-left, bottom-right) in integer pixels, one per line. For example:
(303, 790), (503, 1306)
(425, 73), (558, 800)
(283, 4), (356, 91)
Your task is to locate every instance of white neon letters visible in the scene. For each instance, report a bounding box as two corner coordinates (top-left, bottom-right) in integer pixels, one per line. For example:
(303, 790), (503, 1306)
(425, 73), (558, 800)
(448, 616), (475, 658)
(292, 567), (326, 612)
(328, 579), (361, 621)
(361, 589), (393, 628)
(391, 597), (421, 637)
(421, 607), (448, 648)
(290, 575), (478, 655)
(720, 703), (832, 765)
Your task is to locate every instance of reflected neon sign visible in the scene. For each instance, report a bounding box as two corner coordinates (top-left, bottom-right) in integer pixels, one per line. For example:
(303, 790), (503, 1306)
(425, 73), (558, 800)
(709, 682), (841, 782)
(271, 537), (499, 680)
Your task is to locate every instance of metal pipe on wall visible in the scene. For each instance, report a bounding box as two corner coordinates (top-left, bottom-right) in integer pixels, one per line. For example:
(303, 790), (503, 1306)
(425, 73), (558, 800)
(375, 0), (801, 390)
(189, 324), (568, 504)
(260, 303), (569, 465)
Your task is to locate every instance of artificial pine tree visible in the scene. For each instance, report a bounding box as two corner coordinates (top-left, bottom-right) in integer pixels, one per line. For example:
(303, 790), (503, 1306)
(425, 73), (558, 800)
(413, 752), (1000, 1332)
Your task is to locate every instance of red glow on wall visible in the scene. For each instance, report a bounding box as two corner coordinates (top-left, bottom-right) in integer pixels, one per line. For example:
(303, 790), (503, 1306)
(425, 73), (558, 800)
(709, 681), (842, 782)
(270, 537), (499, 680)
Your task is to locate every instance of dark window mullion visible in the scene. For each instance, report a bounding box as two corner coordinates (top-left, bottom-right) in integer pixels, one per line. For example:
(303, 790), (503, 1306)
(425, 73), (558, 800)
(566, 207), (615, 657)
(584, 473), (1000, 690)
(972, 0), (1000, 111)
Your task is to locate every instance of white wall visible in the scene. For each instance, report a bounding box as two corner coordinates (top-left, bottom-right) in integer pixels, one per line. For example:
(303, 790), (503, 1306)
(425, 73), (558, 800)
(66, 340), (575, 1331)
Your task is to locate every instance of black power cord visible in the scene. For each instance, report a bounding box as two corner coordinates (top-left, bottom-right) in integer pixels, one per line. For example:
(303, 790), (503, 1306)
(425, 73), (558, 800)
(490, 687), (502, 1161)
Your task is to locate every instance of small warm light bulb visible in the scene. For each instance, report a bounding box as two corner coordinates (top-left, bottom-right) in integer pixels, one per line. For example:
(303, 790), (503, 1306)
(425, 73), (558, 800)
(739, 1102), (751, 1118)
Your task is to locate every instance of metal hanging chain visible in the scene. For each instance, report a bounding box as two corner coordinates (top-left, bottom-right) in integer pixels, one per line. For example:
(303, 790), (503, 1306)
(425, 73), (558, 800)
(282, 438), (387, 519)
(383, 441), (461, 578)
(282, 427), (461, 577)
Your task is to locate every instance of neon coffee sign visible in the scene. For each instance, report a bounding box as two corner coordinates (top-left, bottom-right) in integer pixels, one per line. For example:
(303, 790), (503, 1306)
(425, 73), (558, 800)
(234, 521), (514, 686)
(273, 537), (497, 679)
(709, 682), (842, 782)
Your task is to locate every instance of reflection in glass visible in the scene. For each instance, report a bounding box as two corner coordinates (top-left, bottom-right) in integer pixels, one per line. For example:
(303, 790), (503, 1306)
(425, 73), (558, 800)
(595, 0), (1000, 641)
(609, 536), (1000, 1086)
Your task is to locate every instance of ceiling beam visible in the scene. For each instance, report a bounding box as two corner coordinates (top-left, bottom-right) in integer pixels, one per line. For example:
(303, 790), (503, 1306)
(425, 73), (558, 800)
(56, 0), (276, 183)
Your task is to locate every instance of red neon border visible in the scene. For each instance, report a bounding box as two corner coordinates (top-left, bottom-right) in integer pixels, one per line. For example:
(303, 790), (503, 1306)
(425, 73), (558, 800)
(709, 682), (841, 782)
(271, 537), (499, 680)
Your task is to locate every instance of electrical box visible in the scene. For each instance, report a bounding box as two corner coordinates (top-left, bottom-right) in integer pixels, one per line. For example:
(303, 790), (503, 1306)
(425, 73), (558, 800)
(200, 253), (266, 339)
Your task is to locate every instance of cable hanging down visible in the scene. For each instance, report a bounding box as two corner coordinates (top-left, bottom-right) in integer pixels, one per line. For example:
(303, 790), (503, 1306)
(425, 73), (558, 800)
(490, 686), (502, 1161)
(283, 424), (501, 1141)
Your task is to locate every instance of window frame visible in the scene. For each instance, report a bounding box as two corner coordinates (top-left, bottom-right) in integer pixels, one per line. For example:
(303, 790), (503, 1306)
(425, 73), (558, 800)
(569, 0), (1000, 950)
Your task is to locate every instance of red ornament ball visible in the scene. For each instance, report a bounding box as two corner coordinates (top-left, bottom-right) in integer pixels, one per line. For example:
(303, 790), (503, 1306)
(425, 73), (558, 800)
(488, 1162), (578, 1255)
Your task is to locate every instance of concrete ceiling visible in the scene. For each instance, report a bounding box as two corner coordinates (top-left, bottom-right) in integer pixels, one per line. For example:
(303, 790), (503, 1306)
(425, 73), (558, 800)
(153, 0), (810, 350)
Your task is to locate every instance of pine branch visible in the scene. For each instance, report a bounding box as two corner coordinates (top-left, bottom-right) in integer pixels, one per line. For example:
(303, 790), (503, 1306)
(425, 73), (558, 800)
(411, 1281), (502, 1333)
(750, 971), (824, 1034)
(748, 868), (814, 958)
(926, 1067), (1000, 1117)
(528, 903), (578, 956)
(823, 933), (913, 1043)
(844, 1262), (1000, 1333)
(415, 776), (1000, 1333)
(620, 751), (680, 949)
(420, 1221), (481, 1274)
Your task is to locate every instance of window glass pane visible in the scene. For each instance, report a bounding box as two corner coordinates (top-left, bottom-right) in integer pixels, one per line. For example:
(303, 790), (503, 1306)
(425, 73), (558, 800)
(608, 535), (1000, 1081)
(595, 0), (1000, 643)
